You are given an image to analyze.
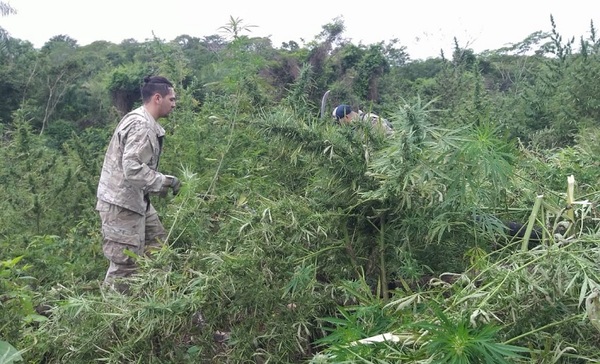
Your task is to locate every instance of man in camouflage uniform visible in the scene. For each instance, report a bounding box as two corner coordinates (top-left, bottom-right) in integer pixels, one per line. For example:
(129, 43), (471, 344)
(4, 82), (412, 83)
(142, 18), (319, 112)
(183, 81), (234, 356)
(332, 104), (394, 136)
(96, 76), (181, 293)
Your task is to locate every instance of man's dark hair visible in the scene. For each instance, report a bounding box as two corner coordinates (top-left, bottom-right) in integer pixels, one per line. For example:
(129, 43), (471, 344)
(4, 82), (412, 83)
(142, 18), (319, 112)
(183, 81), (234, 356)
(141, 76), (174, 102)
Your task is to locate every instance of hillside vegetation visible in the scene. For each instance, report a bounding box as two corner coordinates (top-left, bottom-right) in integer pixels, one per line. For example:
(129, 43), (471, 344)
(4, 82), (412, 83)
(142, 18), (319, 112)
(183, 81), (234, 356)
(3, 14), (600, 363)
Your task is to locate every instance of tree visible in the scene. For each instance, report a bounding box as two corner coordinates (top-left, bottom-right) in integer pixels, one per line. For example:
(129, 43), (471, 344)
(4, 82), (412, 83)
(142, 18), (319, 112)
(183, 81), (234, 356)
(35, 36), (84, 134)
(0, 37), (37, 124)
(107, 63), (150, 116)
(354, 43), (390, 101)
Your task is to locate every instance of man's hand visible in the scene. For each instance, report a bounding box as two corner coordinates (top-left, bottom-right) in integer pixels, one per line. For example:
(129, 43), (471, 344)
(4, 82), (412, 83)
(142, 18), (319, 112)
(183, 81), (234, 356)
(160, 175), (181, 197)
(170, 176), (181, 196)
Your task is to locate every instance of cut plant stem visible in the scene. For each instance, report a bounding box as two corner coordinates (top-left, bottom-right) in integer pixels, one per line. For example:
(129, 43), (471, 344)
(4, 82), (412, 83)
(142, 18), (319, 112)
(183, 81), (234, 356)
(521, 194), (543, 252)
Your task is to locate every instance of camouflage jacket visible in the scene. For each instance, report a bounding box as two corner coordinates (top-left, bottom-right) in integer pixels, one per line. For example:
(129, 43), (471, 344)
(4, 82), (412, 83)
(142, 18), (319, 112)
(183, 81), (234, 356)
(96, 106), (167, 215)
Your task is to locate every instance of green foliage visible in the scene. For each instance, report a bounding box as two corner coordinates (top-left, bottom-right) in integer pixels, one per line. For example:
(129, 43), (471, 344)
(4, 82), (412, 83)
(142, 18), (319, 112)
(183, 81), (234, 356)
(282, 63), (318, 119)
(323, 41), (394, 108)
(4, 14), (600, 363)
(0, 340), (24, 364)
(415, 308), (528, 363)
(107, 63), (148, 91)
(312, 278), (401, 361)
(312, 226), (600, 362)
(361, 97), (516, 271)
(0, 255), (44, 357)
(0, 116), (104, 247)
(25, 250), (206, 362)
(0, 38), (37, 125)
(44, 119), (76, 149)
(353, 43), (390, 100)
(107, 62), (151, 115)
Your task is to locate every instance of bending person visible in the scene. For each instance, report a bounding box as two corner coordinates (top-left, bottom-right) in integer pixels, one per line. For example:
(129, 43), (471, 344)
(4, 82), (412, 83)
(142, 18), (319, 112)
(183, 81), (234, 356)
(332, 104), (393, 135)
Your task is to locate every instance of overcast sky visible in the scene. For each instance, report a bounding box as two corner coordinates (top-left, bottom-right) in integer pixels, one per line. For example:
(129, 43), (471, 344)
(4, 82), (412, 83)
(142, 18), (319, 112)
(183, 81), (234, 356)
(2, 0), (599, 60)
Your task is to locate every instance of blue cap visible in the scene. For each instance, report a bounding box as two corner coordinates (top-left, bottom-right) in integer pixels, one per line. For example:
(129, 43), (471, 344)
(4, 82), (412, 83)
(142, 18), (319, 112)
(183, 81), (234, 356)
(334, 105), (353, 120)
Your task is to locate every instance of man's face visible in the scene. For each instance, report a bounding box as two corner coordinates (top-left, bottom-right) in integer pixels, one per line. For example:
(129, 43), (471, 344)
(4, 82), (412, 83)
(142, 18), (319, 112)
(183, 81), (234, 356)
(340, 111), (357, 124)
(157, 87), (176, 117)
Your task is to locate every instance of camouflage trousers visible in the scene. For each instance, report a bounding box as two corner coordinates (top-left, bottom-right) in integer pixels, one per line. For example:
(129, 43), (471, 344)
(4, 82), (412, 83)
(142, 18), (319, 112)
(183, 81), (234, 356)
(96, 200), (166, 291)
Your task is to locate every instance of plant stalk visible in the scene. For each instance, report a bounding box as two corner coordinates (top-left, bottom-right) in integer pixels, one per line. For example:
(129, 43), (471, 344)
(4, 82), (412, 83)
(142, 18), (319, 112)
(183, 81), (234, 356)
(521, 194), (543, 252)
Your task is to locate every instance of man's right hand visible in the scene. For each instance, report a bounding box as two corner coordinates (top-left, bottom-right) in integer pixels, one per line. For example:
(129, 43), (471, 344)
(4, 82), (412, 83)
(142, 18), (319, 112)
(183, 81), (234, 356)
(160, 175), (181, 197)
